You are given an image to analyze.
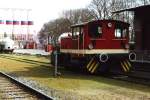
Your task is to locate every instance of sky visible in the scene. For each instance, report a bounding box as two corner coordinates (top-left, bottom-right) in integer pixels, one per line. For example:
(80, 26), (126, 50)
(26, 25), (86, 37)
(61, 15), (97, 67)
(0, 0), (92, 32)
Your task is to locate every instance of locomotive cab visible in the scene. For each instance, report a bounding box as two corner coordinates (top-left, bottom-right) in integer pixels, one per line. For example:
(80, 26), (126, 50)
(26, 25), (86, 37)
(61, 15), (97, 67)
(61, 20), (129, 53)
(87, 20), (129, 50)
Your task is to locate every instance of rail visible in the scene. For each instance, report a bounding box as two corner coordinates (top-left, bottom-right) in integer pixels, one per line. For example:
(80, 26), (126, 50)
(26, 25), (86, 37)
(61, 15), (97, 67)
(0, 71), (54, 100)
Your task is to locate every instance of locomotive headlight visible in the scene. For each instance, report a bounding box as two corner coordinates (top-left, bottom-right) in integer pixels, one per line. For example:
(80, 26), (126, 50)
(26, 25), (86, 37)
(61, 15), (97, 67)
(107, 23), (112, 28)
(129, 52), (136, 61)
(88, 43), (93, 49)
(99, 53), (109, 62)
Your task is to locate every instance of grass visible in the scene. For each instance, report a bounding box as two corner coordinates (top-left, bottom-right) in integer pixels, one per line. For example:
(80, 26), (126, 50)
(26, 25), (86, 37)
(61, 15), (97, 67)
(0, 54), (150, 100)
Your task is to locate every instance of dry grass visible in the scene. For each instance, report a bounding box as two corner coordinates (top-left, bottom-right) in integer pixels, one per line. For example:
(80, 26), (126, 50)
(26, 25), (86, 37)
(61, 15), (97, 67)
(0, 54), (150, 100)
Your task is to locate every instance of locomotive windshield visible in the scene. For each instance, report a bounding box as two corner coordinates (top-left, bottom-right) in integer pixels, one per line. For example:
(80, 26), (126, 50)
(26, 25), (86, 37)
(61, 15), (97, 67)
(88, 23), (102, 38)
(72, 26), (83, 39)
(115, 23), (128, 38)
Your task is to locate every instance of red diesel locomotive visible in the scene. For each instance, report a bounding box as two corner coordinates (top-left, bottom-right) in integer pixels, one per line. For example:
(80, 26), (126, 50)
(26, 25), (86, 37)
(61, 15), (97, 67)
(52, 19), (132, 74)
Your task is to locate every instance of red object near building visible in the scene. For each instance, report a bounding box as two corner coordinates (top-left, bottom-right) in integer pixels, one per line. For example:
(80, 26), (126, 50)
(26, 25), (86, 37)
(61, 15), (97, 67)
(28, 21), (34, 25)
(21, 21), (28, 25)
(0, 20), (4, 24)
(51, 19), (132, 74)
(45, 44), (53, 52)
(26, 42), (37, 49)
(6, 20), (13, 25)
(13, 20), (20, 25)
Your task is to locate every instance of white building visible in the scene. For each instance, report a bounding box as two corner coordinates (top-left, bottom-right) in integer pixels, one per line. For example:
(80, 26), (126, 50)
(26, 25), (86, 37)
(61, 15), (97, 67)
(0, 8), (35, 49)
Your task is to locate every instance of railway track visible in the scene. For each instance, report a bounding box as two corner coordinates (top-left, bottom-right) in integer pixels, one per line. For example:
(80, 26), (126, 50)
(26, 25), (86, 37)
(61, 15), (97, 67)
(0, 71), (53, 100)
(60, 60), (150, 86)
(110, 74), (150, 86)
(110, 71), (150, 86)
(106, 61), (150, 86)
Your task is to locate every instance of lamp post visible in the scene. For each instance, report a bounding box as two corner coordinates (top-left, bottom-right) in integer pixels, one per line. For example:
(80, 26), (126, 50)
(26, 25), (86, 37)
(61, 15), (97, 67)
(54, 50), (58, 77)
(51, 33), (58, 77)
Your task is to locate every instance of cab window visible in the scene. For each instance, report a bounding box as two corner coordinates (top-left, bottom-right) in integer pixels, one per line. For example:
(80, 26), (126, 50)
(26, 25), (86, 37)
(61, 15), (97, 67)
(115, 22), (128, 38)
(89, 23), (102, 38)
(72, 27), (79, 38)
(72, 27), (83, 39)
(122, 29), (127, 37)
(115, 28), (127, 38)
(98, 26), (102, 34)
(115, 28), (121, 38)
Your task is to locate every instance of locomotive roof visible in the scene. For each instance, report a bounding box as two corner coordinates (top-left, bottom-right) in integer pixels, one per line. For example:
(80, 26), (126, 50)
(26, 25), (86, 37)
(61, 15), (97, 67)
(113, 5), (150, 13)
(71, 19), (129, 27)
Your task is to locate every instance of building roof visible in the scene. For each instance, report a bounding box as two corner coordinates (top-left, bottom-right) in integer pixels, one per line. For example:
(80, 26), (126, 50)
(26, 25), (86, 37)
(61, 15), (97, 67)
(113, 5), (150, 13)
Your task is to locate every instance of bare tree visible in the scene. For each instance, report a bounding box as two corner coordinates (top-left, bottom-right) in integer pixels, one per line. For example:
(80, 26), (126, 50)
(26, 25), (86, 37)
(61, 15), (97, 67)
(88, 0), (138, 20)
(38, 17), (71, 45)
(61, 8), (94, 24)
(88, 0), (112, 19)
(138, 0), (150, 5)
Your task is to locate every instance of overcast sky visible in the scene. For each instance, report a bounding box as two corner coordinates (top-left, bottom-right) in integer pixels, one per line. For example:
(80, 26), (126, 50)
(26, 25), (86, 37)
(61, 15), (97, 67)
(0, 0), (92, 32)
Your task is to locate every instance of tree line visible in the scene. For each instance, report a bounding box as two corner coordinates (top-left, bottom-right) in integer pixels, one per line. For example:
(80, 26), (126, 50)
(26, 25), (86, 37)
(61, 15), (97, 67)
(38, 0), (150, 46)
